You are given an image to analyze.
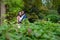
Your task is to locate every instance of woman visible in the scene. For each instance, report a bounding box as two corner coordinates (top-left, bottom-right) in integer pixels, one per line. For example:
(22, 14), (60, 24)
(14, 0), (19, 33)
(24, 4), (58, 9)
(17, 11), (23, 28)
(17, 11), (22, 24)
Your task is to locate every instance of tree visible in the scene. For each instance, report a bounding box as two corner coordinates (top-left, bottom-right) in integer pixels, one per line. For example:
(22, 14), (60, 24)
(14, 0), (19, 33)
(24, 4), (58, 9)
(0, 1), (1, 24)
(52, 0), (60, 9)
(5, 0), (24, 21)
(0, 0), (6, 25)
(42, 0), (53, 9)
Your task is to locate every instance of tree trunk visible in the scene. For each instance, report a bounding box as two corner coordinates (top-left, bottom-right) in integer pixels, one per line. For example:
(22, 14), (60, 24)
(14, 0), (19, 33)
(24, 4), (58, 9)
(0, 1), (1, 25)
(0, 0), (6, 25)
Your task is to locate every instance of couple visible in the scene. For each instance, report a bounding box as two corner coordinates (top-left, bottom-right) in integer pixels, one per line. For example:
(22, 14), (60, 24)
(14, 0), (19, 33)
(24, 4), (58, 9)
(17, 10), (27, 24)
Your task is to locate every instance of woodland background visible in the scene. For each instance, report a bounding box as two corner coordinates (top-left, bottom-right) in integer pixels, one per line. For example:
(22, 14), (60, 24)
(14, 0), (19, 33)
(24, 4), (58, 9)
(0, 0), (60, 40)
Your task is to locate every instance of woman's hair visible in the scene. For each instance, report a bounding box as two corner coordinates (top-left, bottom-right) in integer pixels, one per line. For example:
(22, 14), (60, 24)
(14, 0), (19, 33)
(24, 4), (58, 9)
(18, 11), (22, 16)
(18, 10), (25, 16)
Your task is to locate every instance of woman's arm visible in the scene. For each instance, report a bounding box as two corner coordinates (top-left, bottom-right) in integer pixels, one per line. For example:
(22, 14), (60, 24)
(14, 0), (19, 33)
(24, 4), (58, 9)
(17, 16), (21, 28)
(17, 16), (20, 24)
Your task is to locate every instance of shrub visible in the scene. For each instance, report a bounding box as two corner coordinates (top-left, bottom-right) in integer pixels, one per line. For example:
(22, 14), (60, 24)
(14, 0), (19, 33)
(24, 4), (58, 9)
(44, 10), (58, 15)
(0, 19), (60, 40)
(45, 14), (60, 23)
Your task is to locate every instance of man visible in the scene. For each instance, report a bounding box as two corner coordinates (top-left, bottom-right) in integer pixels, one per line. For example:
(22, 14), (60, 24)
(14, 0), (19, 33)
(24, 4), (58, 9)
(21, 11), (27, 21)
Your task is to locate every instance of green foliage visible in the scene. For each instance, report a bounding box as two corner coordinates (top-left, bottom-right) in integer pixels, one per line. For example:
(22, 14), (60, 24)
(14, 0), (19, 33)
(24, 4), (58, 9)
(5, 0), (24, 21)
(53, 0), (60, 9)
(40, 10), (60, 23)
(4, 0), (60, 22)
(1, 0), (60, 39)
(45, 10), (58, 15)
(0, 19), (60, 40)
(45, 14), (60, 23)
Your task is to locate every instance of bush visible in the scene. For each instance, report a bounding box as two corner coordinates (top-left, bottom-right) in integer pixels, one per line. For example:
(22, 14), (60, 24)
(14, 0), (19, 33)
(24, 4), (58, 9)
(45, 14), (60, 23)
(0, 19), (60, 40)
(44, 10), (58, 15)
(43, 10), (60, 23)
